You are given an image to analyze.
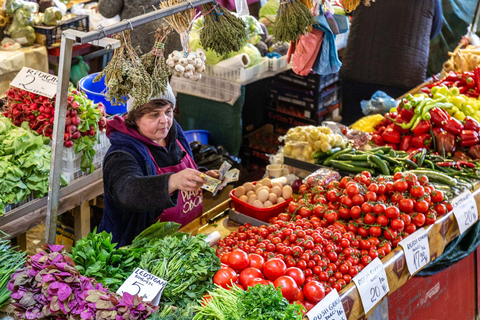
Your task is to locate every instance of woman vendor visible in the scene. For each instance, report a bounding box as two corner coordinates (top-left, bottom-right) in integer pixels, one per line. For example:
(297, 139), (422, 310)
(98, 84), (219, 247)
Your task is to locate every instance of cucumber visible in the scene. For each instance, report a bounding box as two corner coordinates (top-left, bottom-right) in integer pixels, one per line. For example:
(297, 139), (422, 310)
(330, 160), (375, 175)
(405, 170), (458, 187)
(369, 155), (390, 175)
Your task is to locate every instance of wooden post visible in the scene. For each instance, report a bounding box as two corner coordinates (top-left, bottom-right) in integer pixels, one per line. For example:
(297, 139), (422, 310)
(73, 201), (91, 241)
(17, 232), (27, 252)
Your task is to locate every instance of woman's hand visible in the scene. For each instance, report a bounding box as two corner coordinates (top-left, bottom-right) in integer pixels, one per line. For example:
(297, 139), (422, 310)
(205, 170), (220, 179)
(168, 168), (205, 193)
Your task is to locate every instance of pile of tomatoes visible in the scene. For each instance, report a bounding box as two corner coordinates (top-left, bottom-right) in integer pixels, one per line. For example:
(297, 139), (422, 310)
(216, 171), (452, 307)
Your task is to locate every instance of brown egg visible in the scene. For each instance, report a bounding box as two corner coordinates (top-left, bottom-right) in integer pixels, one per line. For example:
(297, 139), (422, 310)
(248, 194), (257, 204)
(261, 178), (272, 188)
(277, 197), (285, 203)
(263, 200), (273, 208)
(246, 191), (255, 197)
(239, 195), (248, 202)
(254, 183), (264, 192)
(243, 182), (254, 192)
(268, 193), (278, 204)
(253, 200), (264, 208)
(257, 189), (269, 202)
(282, 185), (293, 199)
(234, 186), (245, 198)
(256, 186), (270, 195)
(272, 182), (283, 189)
(271, 186), (282, 197)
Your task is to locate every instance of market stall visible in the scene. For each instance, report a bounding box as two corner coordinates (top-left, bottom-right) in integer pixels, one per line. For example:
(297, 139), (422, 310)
(3, 0), (480, 319)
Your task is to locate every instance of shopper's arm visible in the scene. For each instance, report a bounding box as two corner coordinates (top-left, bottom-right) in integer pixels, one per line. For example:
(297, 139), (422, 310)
(97, 0), (123, 18)
(430, 0), (443, 40)
(103, 151), (178, 212)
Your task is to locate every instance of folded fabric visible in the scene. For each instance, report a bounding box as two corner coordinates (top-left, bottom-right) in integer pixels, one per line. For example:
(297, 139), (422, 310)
(313, 5), (342, 75)
(292, 29), (324, 76)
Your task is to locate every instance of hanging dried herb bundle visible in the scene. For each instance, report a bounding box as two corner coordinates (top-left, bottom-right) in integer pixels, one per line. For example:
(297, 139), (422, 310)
(200, 1), (247, 56)
(273, 0), (316, 43)
(94, 30), (152, 107)
(140, 26), (173, 97)
(154, 0), (195, 51)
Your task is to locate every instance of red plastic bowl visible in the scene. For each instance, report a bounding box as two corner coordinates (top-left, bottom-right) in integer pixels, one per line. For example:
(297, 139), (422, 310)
(229, 188), (292, 222)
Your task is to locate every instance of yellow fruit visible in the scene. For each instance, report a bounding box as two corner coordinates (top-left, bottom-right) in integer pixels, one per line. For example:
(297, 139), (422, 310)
(453, 111), (466, 121)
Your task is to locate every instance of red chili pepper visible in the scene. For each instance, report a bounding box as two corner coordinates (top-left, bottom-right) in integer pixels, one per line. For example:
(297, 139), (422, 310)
(382, 125), (401, 144)
(459, 130), (479, 147)
(459, 86), (469, 94)
(400, 107), (415, 122)
(445, 71), (461, 81)
(436, 162), (456, 167)
(399, 135), (412, 151)
(458, 161), (475, 168)
(412, 120), (431, 135)
(411, 133), (432, 148)
(474, 67), (480, 90)
(464, 116), (480, 132)
(421, 87), (431, 94)
(466, 76), (476, 89)
(407, 147), (423, 154)
(430, 108), (449, 127)
(444, 117), (464, 135)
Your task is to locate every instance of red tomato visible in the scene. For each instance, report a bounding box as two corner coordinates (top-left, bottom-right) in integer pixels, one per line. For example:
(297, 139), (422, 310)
(368, 183), (379, 193)
(228, 249), (250, 271)
(220, 253), (230, 264)
(385, 206), (400, 219)
(415, 200), (429, 213)
(302, 281), (325, 302)
(213, 267), (238, 289)
(410, 185), (425, 198)
(390, 218), (405, 231)
(289, 202), (300, 214)
(285, 267), (305, 286)
(431, 190), (444, 203)
(400, 213), (412, 226)
(364, 213), (376, 225)
(352, 194), (365, 206)
(346, 184), (360, 197)
(239, 267), (264, 288)
(435, 203), (447, 216)
(405, 223), (417, 234)
(369, 226), (382, 237)
(326, 190), (340, 202)
(263, 258), (287, 280)
(304, 299), (317, 312)
(398, 198), (414, 213)
(383, 228), (398, 241)
(298, 207), (312, 218)
(360, 202), (372, 214)
(350, 206), (362, 219)
(249, 278), (271, 287)
(273, 276), (299, 302)
(376, 215), (389, 227)
(365, 191), (377, 202)
(413, 213), (426, 227)
(393, 172), (405, 181)
(373, 204), (386, 215)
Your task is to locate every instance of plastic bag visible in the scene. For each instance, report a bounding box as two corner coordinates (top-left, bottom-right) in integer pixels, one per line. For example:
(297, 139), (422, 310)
(21, 1), (39, 14)
(360, 90), (398, 116)
(43, 6), (62, 25)
(234, 0), (249, 17)
(11, 25), (35, 46)
(312, 6), (342, 75)
(291, 29), (324, 76)
(71, 3), (120, 30)
(1, 37), (22, 51)
(33, 12), (44, 25)
(322, 121), (371, 149)
(190, 141), (241, 170)
(14, 8), (33, 26)
(304, 168), (341, 189)
(4, 0), (23, 15)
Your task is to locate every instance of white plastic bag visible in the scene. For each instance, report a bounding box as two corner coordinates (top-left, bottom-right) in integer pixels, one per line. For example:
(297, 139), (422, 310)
(70, 3), (120, 30)
(234, 0), (249, 17)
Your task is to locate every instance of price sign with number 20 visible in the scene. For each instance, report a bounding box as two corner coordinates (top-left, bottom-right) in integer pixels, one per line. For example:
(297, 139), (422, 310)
(452, 190), (478, 235)
(352, 258), (389, 314)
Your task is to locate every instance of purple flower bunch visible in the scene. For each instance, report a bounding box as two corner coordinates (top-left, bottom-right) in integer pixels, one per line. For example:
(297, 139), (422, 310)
(8, 244), (158, 320)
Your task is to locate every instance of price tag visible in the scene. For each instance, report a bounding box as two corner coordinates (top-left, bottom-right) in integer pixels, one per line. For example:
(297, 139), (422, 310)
(452, 190), (478, 234)
(10, 67), (58, 98)
(117, 268), (167, 306)
(399, 228), (430, 275)
(306, 290), (347, 320)
(352, 258), (389, 314)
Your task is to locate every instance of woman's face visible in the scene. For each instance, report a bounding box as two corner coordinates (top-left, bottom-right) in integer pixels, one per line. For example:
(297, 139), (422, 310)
(136, 103), (174, 146)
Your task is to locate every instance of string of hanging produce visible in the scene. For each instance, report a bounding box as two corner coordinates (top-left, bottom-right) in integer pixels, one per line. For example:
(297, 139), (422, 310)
(342, 0), (372, 13)
(93, 30), (152, 109)
(200, 0), (247, 56)
(273, 0), (316, 43)
(140, 25), (173, 97)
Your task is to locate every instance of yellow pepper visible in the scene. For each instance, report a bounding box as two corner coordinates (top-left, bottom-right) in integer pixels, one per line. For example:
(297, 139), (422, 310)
(350, 114), (384, 132)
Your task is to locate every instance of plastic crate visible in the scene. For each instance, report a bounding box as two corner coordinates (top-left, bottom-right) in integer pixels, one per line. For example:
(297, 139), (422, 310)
(229, 188), (292, 222)
(267, 56), (288, 71)
(205, 58), (269, 83)
(3, 193), (35, 214)
(61, 131), (110, 183)
(34, 15), (89, 48)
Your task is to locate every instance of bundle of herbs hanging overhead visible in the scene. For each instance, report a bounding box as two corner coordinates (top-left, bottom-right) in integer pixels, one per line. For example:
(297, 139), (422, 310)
(273, 0), (316, 43)
(140, 26), (173, 97)
(200, 1), (247, 56)
(94, 30), (152, 109)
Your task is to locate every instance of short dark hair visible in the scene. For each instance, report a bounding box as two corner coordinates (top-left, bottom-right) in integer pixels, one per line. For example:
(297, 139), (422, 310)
(125, 99), (172, 128)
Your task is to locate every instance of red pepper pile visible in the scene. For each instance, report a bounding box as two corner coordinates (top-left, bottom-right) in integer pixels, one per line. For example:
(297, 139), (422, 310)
(372, 98), (480, 159)
(421, 68), (480, 98)
(216, 172), (451, 304)
(2, 87), (107, 148)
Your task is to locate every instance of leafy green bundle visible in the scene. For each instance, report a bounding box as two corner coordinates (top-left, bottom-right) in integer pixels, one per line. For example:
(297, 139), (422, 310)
(0, 231), (27, 308)
(273, 0), (315, 43)
(140, 234), (221, 308)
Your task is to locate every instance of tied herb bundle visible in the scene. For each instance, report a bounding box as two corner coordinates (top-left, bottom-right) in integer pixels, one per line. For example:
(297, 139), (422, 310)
(140, 26), (173, 98)
(139, 234), (221, 308)
(273, 0), (316, 43)
(0, 231), (27, 308)
(200, 1), (247, 56)
(94, 30), (152, 108)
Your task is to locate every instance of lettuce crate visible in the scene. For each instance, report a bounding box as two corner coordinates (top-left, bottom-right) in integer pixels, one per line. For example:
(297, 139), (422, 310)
(3, 193), (35, 214)
(61, 131), (110, 183)
(205, 58), (269, 83)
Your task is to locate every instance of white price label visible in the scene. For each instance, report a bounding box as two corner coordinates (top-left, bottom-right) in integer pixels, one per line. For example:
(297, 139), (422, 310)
(117, 268), (167, 306)
(452, 190), (478, 234)
(352, 258), (389, 314)
(399, 228), (430, 275)
(306, 290), (347, 320)
(10, 67), (58, 98)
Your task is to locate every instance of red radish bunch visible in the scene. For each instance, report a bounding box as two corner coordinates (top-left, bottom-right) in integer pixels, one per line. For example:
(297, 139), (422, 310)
(2, 87), (107, 148)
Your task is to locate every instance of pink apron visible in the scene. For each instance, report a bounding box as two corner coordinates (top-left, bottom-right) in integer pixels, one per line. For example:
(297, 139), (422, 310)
(146, 140), (203, 226)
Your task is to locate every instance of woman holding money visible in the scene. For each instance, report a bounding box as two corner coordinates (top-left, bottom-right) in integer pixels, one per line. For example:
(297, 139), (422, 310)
(98, 84), (220, 247)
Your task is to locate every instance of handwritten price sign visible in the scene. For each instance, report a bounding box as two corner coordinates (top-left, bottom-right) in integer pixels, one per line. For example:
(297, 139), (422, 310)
(452, 190), (478, 234)
(10, 67), (58, 98)
(117, 268), (167, 306)
(306, 290), (347, 320)
(352, 258), (389, 314)
(399, 228), (430, 275)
